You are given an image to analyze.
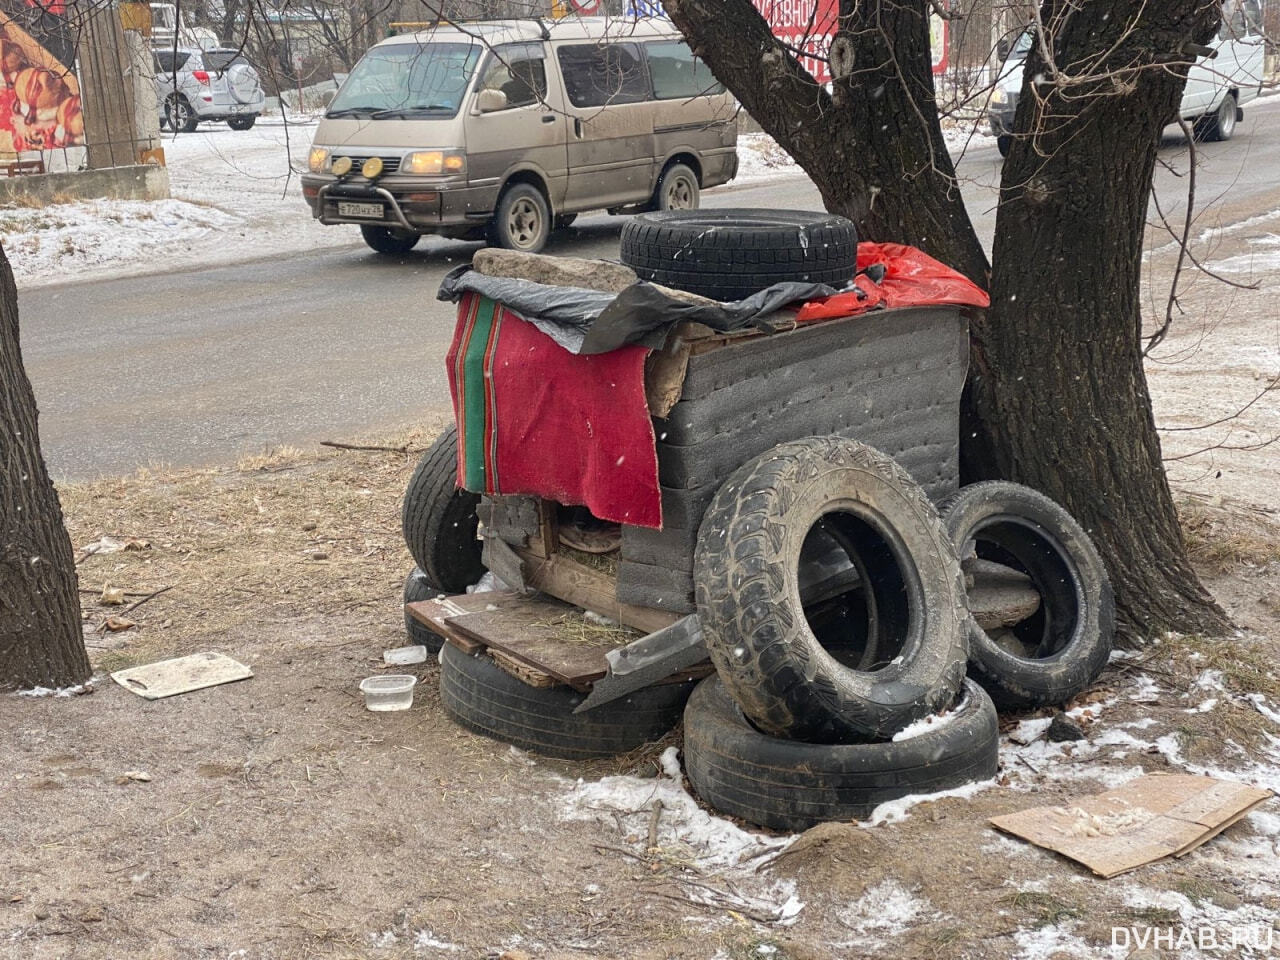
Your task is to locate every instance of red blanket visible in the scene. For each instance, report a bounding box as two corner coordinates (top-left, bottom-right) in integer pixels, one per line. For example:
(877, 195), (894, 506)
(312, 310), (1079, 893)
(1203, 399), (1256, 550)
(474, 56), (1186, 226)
(796, 242), (989, 321)
(447, 293), (661, 528)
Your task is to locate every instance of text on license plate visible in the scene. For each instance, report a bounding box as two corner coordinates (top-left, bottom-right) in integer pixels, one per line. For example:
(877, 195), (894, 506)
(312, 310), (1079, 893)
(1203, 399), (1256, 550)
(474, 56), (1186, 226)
(337, 201), (383, 219)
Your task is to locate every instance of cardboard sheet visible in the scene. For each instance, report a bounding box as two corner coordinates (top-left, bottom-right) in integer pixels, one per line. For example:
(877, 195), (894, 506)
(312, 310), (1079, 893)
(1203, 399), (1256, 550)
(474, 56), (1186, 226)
(111, 652), (252, 700)
(990, 774), (1273, 877)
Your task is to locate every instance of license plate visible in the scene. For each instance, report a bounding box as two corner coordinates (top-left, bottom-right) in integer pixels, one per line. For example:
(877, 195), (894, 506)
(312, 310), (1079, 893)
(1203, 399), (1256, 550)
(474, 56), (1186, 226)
(337, 201), (383, 219)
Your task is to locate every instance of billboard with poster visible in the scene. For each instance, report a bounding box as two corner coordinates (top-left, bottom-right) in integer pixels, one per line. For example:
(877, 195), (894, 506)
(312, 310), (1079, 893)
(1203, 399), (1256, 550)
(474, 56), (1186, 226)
(623, 0), (951, 84)
(1, 0), (83, 156)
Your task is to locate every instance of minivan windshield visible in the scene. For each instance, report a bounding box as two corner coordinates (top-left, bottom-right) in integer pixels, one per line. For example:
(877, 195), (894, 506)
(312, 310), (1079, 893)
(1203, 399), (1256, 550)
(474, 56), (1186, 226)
(327, 42), (482, 119)
(1007, 31), (1033, 60)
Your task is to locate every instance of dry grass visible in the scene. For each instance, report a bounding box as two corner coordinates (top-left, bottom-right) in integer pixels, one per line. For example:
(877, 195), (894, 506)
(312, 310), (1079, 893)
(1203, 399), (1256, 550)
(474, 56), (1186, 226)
(531, 611), (638, 647)
(1178, 493), (1280, 571)
(57, 423), (449, 671)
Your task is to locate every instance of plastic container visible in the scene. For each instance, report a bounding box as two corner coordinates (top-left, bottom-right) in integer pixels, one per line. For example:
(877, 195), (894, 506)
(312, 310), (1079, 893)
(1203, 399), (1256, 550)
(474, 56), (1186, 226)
(359, 674), (417, 712)
(383, 645), (428, 666)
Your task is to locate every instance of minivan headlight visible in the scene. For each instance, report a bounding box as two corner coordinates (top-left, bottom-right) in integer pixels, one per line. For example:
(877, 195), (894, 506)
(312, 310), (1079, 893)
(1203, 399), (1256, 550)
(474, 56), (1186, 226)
(308, 146), (330, 172)
(991, 88), (1007, 105)
(403, 150), (466, 176)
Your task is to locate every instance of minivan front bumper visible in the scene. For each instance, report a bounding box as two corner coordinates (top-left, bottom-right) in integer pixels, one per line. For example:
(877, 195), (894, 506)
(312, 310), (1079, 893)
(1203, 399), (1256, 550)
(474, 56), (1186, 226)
(302, 174), (497, 236)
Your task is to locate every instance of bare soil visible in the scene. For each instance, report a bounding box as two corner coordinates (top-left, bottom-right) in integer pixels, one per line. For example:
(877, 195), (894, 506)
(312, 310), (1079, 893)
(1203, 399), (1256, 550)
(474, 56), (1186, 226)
(3, 230), (1279, 960)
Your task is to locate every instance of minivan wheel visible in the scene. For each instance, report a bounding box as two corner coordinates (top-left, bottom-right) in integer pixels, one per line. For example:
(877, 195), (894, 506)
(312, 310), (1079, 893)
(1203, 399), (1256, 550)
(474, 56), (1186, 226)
(656, 162), (699, 211)
(165, 95), (198, 133)
(1195, 92), (1237, 142)
(490, 183), (549, 253)
(361, 225), (421, 255)
(996, 134), (1012, 158)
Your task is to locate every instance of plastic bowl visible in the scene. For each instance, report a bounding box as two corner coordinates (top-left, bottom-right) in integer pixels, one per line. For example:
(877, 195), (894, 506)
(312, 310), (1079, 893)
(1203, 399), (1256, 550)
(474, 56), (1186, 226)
(359, 674), (417, 712)
(383, 645), (428, 666)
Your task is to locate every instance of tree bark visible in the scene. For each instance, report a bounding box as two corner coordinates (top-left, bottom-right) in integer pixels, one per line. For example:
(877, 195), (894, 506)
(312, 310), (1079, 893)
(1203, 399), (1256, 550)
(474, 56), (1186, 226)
(0, 245), (89, 689)
(968, 0), (1229, 638)
(664, 0), (988, 284)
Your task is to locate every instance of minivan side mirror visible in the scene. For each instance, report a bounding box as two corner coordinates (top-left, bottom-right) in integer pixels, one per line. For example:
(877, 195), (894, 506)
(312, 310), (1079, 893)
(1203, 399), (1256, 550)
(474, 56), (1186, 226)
(996, 37), (1012, 61)
(476, 88), (508, 113)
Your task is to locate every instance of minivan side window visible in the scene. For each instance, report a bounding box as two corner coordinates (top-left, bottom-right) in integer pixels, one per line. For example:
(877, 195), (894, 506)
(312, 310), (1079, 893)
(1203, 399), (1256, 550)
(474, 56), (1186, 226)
(477, 42), (547, 109)
(1220, 0), (1250, 38)
(557, 43), (650, 108)
(644, 40), (724, 99)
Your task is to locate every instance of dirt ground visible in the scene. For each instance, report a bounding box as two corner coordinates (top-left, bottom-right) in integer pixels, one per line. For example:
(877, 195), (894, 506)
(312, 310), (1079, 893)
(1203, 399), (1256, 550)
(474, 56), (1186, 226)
(4, 227), (1280, 960)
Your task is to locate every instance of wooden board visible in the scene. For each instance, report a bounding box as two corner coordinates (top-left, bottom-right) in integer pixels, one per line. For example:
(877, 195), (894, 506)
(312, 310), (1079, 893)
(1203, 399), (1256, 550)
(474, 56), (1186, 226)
(111, 652), (252, 700)
(515, 547), (679, 635)
(447, 598), (639, 691)
(990, 774), (1273, 878)
(405, 593), (533, 655)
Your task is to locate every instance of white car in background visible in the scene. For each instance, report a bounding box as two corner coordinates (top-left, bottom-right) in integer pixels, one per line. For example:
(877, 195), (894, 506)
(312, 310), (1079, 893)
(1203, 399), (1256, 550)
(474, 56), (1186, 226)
(989, 0), (1265, 156)
(155, 46), (266, 133)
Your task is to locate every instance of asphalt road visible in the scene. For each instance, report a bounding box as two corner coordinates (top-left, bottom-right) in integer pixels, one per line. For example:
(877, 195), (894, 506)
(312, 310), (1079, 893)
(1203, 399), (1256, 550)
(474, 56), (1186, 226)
(20, 105), (1280, 480)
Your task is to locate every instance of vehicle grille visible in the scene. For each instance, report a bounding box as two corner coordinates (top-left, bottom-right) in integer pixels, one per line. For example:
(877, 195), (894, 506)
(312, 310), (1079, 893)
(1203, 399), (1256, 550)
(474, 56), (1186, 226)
(343, 155), (400, 175)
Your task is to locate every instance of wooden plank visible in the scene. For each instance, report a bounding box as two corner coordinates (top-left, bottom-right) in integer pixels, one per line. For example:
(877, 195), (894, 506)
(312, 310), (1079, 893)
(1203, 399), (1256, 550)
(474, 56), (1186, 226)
(967, 559), (1041, 630)
(488, 649), (558, 688)
(405, 594), (525, 655)
(515, 547), (679, 635)
(447, 602), (639, 691)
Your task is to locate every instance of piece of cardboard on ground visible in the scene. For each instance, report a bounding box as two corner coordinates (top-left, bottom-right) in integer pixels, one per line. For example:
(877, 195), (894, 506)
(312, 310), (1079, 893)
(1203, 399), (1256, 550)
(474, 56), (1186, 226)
(990, 773), (1273, 878)
(111, 652), (252, 700)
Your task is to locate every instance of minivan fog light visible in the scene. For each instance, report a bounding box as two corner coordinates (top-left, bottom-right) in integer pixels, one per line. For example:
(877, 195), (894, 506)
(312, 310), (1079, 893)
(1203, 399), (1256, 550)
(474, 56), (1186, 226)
(403, 151), (465, 176)
(308, 146), (330, 172)
(331, 156), (353, 176)
(362, 156), (384, 179)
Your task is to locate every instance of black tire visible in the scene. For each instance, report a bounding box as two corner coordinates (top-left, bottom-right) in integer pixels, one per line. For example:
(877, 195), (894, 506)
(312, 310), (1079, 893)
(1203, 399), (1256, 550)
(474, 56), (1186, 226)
(939, 481), (1114, 710)
(402, 425), (485, 593)
(403, 567), (444, 653)
(695, 436), (968, 743)
(165, 95), (198, 133)
(996, 134), (1012, 158)
(1194, 92), (1237, 143)
(653, 162), (699, 212)
(619, 208), (857, 302)
(684, 675), (999, 831)
(361, 225), (421, 255)
(439, 643), (694, 759)
(227, 115), (257, 131)
(488, 183), (550, 253)
(553, 213), (577, 230)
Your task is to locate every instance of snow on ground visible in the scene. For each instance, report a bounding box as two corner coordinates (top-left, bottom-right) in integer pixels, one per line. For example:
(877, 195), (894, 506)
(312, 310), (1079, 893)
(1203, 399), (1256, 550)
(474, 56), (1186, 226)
(3, 115), (349, 288)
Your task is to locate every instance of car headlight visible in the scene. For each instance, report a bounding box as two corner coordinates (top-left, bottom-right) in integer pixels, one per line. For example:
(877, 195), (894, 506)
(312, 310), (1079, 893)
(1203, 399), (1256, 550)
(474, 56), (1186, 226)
(308, 146), (329, 172)
(991, 88), (1007, 105)
(402, 150), (466, 176)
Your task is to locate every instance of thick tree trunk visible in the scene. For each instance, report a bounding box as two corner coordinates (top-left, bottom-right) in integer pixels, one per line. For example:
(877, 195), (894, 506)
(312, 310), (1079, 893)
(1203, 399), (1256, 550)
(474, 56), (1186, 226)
(968, 1), (1229, 638)
(0, 246), (89, 689)
(664, 0), (988, 283)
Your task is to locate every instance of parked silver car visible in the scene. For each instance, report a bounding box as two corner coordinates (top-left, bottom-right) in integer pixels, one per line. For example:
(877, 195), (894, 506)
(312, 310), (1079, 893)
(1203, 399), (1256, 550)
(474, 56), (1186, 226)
(155, 47), (265, 132)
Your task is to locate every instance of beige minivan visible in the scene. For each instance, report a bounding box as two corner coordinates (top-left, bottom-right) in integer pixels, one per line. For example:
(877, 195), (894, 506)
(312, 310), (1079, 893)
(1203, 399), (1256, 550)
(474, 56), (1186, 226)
(302, 17), (738, 255)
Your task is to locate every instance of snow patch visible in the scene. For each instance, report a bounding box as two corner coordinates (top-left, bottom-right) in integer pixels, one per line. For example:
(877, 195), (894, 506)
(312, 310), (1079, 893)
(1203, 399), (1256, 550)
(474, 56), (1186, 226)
(835, 879), (934, 948)
(864, 778), (995, 826)
(891, 689), (968, 741)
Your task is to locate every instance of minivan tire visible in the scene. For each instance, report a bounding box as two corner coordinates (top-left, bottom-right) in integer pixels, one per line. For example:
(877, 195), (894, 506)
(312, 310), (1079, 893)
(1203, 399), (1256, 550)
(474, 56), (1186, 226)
(361, 225), (421, 255)
(684, 675), (999, 831)
(619, 209), (857, 302)
(1195, 92), (1237, 143)
(439, 643), (694, 760)
(227, 115), (257, 131)
(996, 134), (1012, 158)
(489, 183), (550, 253)
(165, 95), (198, 133)
(654, 162), (699, 212)
(402, 424), (486, 593)
(694, 436), (968, 743)
(939, 481), (1114, 710)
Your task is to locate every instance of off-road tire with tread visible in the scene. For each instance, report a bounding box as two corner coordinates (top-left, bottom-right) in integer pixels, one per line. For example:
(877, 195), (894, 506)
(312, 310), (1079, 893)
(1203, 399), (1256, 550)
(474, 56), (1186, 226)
(684, 675), (999, 830)
(939, 481), (1114, 710)
(401, 425), (485, 593)
(694, 436), (968, 743)
(439, 643), (694, 759)
(619, 209), (857, 302)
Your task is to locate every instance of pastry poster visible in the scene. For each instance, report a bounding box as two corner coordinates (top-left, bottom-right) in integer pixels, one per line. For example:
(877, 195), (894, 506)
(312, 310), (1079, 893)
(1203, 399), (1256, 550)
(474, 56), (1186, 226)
(1, 0), (83, 154)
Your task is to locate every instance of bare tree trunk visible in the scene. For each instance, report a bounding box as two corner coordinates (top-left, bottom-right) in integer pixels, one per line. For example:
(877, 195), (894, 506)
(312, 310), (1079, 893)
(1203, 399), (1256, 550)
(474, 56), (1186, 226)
(662, 0), (1228, 639)
(0, 246), (88, 690)
(665, 0), (988, 283)
(968, 0), (1229, 637)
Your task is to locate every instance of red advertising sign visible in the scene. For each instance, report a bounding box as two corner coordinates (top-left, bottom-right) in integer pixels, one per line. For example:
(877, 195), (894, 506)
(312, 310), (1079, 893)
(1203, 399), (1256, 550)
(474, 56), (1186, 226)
(752, 0), (950, 82)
